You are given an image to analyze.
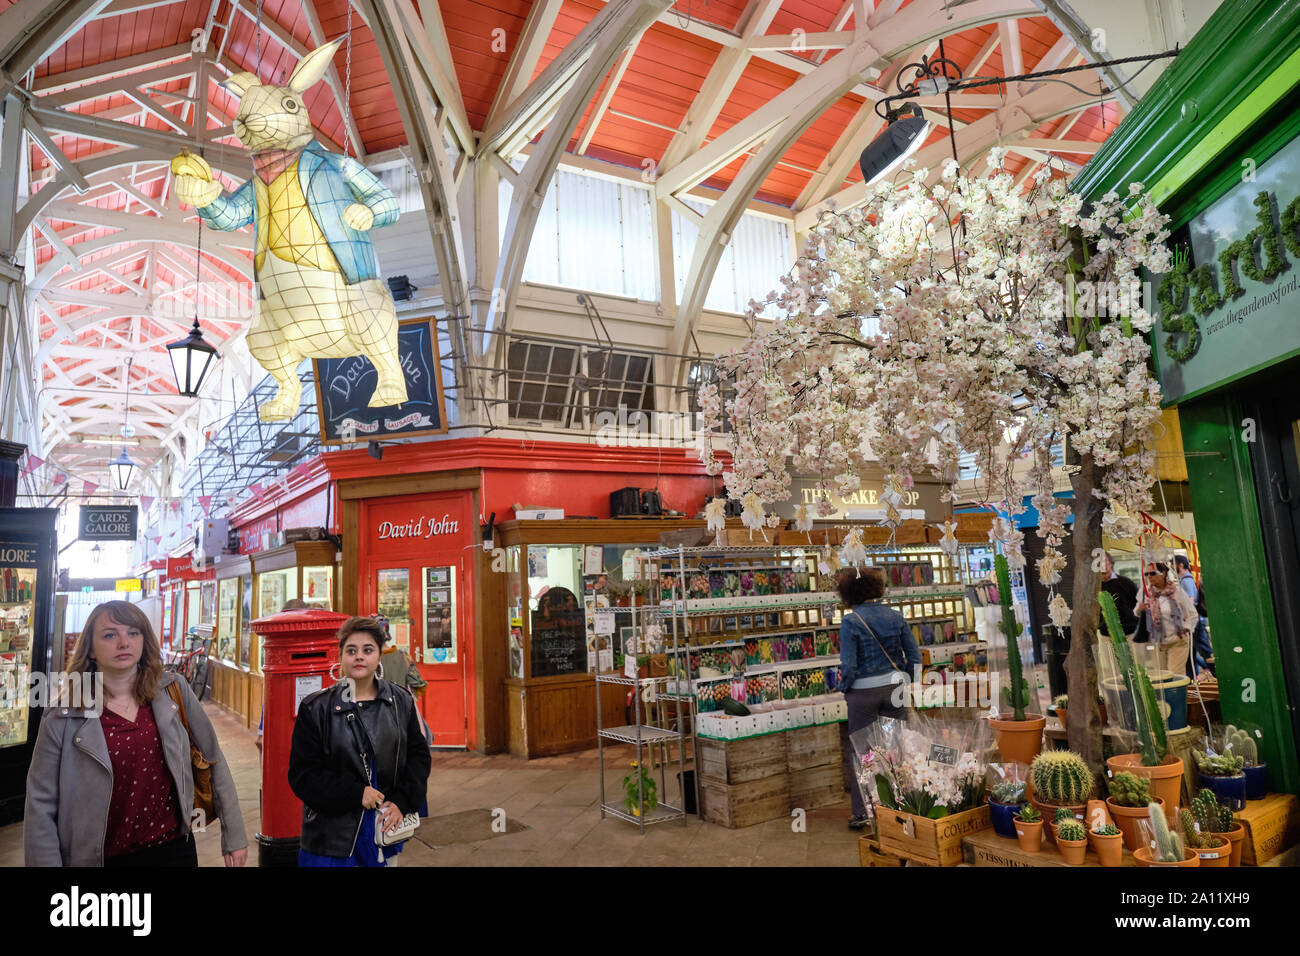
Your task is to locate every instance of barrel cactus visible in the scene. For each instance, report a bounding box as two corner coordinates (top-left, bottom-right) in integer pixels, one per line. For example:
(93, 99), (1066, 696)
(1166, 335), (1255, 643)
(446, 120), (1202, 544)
(1057, 820), (1086, 842)
(1030, 750), (1095, 804)
(1191, 789), (1235, 833)
(1093, 824), (1121, 836)
(1107, 771), (1150, 807)
(1150, 802), (1185, 862)
(1054, 806), (1076, 823)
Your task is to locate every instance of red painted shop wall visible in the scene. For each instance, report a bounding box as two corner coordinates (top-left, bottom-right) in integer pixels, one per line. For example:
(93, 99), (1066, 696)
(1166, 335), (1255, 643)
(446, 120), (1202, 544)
(354, 490), (478, 750)
(480, 470), (714, 521)
(236, 487), (331, 554)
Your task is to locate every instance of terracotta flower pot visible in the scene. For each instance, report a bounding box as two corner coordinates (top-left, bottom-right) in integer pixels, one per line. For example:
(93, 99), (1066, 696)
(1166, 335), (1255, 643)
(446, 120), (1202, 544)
(1107, 753), (1185, 812)
(1014, 816), (1043, 853)
(1030, 798), (1085, 845)
(1107, 796), (1164, 852)
(1134, 847), (1199, 867)
(989, 713), (1046, 766)
(1085, 798), (1113, 832)
(1055, 707), (1068, 728)
(1057, 835), (1088, 865)
(1091, 830), (1124, 867)
(1193, 836), (1231, 868)
(1222, 822), (1246, 867)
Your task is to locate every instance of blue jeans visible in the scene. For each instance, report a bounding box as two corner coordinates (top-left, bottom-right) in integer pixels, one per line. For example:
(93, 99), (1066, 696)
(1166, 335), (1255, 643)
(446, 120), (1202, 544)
(1190, 617), (1213, 674)
(841, 685), (906, 817)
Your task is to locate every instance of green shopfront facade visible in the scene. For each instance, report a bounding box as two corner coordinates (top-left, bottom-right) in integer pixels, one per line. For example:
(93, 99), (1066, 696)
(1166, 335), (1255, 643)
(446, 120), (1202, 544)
(1076, 0), (1300, 794)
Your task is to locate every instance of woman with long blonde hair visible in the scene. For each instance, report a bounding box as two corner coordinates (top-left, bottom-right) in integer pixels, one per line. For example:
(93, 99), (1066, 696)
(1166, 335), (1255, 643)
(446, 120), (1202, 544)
(24, 600), (247, 866)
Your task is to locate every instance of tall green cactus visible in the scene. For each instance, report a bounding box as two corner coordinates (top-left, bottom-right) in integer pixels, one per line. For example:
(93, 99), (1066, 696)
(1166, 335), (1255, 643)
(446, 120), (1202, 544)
(1099, 591), (1167, 766)
(1149, 801), (1185, 863)
(996, 553), (1030, 720)
(1191, 788), (1235, 834)
(1225, 725), (1259, 765)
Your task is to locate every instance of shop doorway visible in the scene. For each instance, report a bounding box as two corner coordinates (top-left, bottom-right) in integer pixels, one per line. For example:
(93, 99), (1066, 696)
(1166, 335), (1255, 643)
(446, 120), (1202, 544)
(1244, 384), (1300, 759)
(368, 555), (470, 749)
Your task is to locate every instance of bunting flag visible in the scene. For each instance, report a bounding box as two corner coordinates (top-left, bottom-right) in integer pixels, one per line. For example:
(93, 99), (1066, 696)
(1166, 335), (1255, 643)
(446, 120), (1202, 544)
(141, 495), (155, 512)
(290, 462), (312, 482)
(249, 483), (265, 498)
(52, 472), (66, 486)
(170, 499), (182, 512)
(153, 536), (162, 546)
(82, 479), (98, 498)
(22, 455), (43, 476)
(198, 495), (212, 516)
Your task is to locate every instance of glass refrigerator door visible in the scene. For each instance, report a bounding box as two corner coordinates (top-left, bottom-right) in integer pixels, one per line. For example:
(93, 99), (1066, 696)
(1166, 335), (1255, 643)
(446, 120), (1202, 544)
(0, 567), (37, 749)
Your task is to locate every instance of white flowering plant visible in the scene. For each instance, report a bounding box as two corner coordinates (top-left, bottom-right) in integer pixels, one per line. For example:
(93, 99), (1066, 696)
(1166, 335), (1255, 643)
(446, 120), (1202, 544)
(697, 156), (1171, 774)
(852, 715), (991, 819)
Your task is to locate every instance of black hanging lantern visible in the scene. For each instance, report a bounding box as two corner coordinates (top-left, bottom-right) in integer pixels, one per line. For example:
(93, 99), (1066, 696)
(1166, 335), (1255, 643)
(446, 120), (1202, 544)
(166, 317), (219, 397)
(109, 447), (137, 491)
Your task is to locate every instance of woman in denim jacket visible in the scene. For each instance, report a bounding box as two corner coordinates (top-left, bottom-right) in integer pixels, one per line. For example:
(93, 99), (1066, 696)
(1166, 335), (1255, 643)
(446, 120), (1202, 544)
(836, 567), (921, 829)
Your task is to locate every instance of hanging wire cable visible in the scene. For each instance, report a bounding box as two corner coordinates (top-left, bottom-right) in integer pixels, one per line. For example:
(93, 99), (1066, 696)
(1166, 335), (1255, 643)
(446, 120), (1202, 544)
(344, 0), (353, 159)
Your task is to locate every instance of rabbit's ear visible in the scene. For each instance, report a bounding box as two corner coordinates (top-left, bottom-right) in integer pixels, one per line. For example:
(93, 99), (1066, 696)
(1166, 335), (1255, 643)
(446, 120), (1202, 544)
(287, 38), (343, 94)
(221, 72), (260, 98)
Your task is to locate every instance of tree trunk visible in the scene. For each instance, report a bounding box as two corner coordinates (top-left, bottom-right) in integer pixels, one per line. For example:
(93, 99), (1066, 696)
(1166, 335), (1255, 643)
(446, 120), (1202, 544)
(1067, 452), (1108, 790)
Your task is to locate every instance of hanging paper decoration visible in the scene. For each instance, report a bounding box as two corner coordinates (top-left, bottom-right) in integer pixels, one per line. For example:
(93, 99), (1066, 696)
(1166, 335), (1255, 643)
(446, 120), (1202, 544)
(198, 495), (213, 516)
(840, 528), (867, 567)
(52, 473), (66, 486)
(793, 503), (814, 535)
(23, 455), (43, 476)
(82, 479), (98, 498)
(170, 499), (182, 512)
(704, 498), (727, 543)
(739, 491), (765, 536)
(937, 517), (959, 557)
(141, 495), (155, 512)
(171, 39), (403, 423)
(249, 483), (265, 498)
(153, 536), (162, 546)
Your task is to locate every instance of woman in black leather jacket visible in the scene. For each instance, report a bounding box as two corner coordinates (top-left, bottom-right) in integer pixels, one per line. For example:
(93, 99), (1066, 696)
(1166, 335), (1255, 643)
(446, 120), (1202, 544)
(288, 617), (431, 866)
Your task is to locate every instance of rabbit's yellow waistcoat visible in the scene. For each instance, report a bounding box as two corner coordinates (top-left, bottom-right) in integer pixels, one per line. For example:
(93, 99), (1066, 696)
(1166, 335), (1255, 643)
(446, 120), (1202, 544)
(253, 162), (341, 275)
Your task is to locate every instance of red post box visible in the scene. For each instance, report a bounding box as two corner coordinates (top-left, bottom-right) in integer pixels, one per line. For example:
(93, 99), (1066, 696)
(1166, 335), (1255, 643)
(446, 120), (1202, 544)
(253, 608), (346, 866)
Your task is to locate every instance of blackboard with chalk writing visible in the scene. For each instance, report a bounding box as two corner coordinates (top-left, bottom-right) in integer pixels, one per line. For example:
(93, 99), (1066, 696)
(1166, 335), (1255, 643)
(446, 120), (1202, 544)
(530, 618), (586, 677)
(313, 317), (448, 444)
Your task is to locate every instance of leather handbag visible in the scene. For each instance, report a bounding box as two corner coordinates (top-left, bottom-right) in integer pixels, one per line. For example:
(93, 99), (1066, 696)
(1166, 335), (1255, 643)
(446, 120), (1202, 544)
(375, 808), (420, 846)
(166, 680), (218, 824)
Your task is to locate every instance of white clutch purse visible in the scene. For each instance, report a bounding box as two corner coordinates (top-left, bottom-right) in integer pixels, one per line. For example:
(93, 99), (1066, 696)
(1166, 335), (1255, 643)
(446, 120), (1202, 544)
(375, 809), (420, 846)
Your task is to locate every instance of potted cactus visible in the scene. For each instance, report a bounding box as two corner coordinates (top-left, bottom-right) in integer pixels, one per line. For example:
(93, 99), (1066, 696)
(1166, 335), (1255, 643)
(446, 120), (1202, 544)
(987, 555), (1046, 765)
(1090, 823), (1123, 867)
(1050, 806), (1075, 843)
(1180, 807), (1230, 867)
(1051, 693), (1069, 728)
(1099, 592), (1185, 810)
(1106, 771), (1163, 851)
(987, 774), (1027, 839)
(1013, 802), (1043, 852)
(1191, 788), (1245, 867)
(1028, 750), (1093, 841)
(1056, 819), (1089, 864)
(1225, 724), (1269, 800)
(1134, 802), (1199, 867)
(1192, 750), (1247, 810)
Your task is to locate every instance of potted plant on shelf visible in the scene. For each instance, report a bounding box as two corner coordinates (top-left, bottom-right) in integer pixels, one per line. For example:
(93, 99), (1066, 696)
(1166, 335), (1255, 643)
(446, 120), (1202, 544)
(1014, 802), (1043, 852)
(1192, 750), (1247, 810)
(986, 763), (1029, 838)
(1090, 823), (1123, 867)
(622, 761), (658, 818)
(1133, 802), (1198, 867)
(1029, 750), (1093, 841)
(1191, 788), (1245, 867)
(1052, 693), (1068, 728)
(1106, 771), (1162, 851)
(988, 555), (1046, 764)
(1055, 820), (1088, 864)
(1099, 593), (1185, 810)
(1180, 807), (1230, 867)
(1225, 724), (1270, 800)
(1050, 806), (1074, 843)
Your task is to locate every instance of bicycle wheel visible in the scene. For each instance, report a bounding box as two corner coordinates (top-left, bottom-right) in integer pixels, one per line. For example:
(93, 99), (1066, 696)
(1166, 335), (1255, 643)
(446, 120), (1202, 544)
(190, 657), (208, 700)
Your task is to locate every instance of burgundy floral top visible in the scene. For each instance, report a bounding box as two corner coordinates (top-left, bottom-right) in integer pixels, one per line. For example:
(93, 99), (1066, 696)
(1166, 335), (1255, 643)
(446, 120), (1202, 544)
(100, 702), (185, 859)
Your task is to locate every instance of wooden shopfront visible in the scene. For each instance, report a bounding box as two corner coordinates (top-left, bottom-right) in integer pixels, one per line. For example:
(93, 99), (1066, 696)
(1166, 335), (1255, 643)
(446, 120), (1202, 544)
(208, 553), (254, 726)
(495, 518), (710, 758)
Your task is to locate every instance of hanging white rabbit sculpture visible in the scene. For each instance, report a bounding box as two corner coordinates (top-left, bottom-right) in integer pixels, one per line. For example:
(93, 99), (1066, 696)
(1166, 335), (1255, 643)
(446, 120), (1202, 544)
(171, 39), (405, 421)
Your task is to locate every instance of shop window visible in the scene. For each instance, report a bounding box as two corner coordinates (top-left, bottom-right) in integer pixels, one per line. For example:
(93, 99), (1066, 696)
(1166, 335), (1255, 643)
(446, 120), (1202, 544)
(586, 350), (654, 419)
(216, 578), (239, 663)
(688, 361), (735, 434)
(506, 341), (580, 424)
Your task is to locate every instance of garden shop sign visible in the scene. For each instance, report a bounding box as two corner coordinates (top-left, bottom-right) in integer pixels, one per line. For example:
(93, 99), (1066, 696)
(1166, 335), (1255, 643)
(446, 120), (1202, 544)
(1155, 132), (1300, 403)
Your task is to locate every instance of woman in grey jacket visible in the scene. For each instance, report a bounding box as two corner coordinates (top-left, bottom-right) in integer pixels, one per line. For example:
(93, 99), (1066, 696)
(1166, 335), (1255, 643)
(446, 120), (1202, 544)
(24, 600), (247, 867)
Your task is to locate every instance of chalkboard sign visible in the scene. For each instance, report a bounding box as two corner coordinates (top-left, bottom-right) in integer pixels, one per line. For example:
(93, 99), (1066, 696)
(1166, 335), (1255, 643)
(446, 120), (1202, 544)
(530, 627), (586, 677)
(313, 316), (448, 444)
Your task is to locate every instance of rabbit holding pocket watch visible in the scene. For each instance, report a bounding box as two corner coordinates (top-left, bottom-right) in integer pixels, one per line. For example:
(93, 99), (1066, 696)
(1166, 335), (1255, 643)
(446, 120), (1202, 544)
(171, 39), (405, 422)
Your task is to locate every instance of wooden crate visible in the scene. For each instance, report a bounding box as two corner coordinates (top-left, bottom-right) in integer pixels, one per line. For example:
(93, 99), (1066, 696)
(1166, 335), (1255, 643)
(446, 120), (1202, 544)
(789, 764), (846, 810)
(727, 527), (774, 546)
(696, 733), (788, 785)
(962, 829), (1136, 867)
(787, 723), (841, 771)
(893, 520), (930, 545)
(699, 776), (790, 829)
(1237, 792), (1300, 866)
(876, 804), (991, 867)
(858, 837), (908, 867)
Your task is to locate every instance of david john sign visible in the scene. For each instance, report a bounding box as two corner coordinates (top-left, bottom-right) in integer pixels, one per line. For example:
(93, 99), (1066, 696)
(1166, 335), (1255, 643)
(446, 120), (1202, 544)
(78, 505), (138, 542)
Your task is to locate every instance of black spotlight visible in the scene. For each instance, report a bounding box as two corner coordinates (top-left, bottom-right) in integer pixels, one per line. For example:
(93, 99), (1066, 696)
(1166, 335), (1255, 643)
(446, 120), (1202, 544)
(368, 440), (383, 460)
(859, 103), (931, 185)
(387, 275), (417, 302)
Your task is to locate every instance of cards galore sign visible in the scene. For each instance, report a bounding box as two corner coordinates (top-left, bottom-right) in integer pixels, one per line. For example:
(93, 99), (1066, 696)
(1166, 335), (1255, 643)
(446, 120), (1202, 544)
(79, 505), (138, 541)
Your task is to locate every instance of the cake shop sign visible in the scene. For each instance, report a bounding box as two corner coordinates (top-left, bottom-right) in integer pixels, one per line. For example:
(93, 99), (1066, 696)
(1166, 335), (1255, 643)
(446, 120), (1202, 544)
(374, 514), (460, 541)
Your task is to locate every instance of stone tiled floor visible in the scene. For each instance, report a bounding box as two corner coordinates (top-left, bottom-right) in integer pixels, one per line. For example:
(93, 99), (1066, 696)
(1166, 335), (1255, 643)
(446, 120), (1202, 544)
(1, 700), (862, 867)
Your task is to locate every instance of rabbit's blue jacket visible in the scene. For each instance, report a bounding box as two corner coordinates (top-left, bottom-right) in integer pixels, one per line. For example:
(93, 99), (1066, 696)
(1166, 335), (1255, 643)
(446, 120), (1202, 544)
(197, 140), (400, 285)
